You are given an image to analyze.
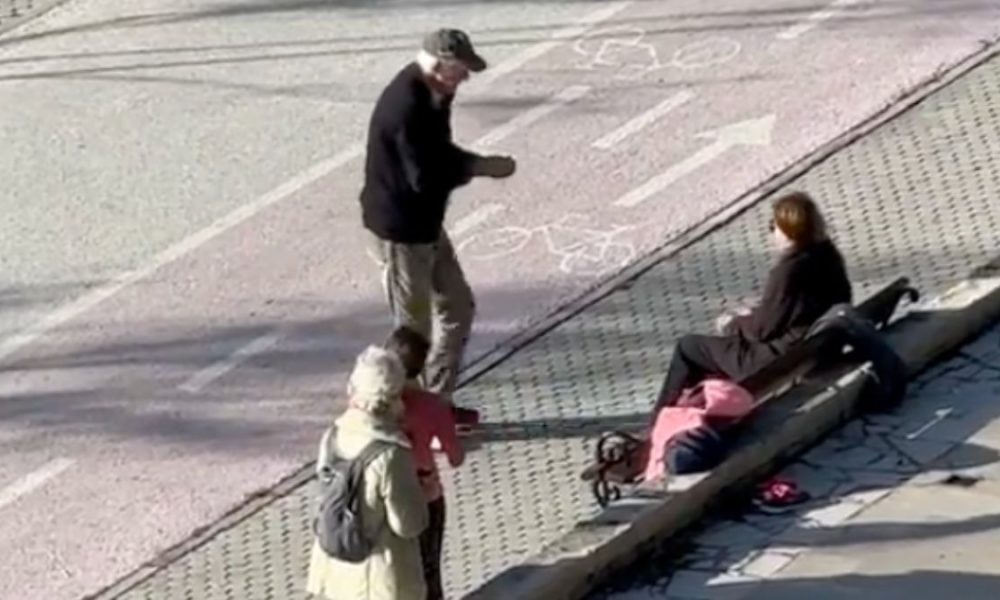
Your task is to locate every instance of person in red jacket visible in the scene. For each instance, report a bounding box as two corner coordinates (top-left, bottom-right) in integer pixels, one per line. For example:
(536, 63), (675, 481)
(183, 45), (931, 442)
(362, 29), (516, 427)
(385, 326), (466, 600)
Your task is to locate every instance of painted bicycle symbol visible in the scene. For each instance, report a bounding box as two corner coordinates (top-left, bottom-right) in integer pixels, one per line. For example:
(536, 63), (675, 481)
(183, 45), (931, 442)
(458, 214), (638, 276)
(572, 26), (741, 80)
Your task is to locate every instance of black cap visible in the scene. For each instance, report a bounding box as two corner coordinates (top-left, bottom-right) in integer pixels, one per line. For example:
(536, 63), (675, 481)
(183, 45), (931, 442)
(423, 28), (487, 72)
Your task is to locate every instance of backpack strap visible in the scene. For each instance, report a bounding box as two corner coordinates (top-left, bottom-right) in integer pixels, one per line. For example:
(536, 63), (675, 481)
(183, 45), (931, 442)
(346, 439), (393, 487)
(318, 427), (346, 474)
(353, 440), (392, 470)
(318, 428), (391, 480)
(316, 427), (336, 478)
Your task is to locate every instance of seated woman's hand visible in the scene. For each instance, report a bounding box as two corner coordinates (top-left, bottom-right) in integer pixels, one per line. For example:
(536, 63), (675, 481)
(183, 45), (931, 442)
(715, 306), (754, 335)
(714, 312), (736, 335)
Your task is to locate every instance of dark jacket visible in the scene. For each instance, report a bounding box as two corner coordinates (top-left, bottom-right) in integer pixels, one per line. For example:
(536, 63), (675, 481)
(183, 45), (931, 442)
(734, 239), (852, 353)
(360, 62), (480, 244)
(653, 239), (853, 413)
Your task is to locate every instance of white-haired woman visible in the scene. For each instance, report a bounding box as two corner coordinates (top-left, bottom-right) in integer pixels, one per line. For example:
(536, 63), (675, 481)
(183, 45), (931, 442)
(307, 346), (429, 600)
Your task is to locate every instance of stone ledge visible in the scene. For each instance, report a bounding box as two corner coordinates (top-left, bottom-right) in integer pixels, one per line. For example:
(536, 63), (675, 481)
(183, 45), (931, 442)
(462, 268), (1000, 600)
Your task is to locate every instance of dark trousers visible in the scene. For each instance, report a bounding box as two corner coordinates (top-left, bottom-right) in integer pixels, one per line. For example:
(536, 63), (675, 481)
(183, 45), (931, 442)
(666, 426), (728, 474)
(420, 497), (446, 600)
(654, 333), (781, 415)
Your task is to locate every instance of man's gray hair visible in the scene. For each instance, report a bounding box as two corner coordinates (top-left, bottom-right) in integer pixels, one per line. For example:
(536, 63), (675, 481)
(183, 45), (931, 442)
(416, 49), (441, 75)
(347, 345), (405, 417)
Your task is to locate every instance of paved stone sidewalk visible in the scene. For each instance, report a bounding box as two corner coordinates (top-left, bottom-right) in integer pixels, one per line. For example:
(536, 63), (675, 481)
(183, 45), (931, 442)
(97, 49), (1000, 600)
(589, 321), (1000, 600)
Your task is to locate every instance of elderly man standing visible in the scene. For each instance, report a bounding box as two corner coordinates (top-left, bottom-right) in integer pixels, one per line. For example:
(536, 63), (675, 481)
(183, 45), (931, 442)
(361, 29), (516, 425)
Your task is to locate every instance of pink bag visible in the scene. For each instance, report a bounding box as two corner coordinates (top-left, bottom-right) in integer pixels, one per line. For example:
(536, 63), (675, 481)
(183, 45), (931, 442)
(643, 378), (754, 482)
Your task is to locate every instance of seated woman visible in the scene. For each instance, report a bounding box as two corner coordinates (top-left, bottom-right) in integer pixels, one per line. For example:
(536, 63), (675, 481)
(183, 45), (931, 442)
(653, 191), (852, 415)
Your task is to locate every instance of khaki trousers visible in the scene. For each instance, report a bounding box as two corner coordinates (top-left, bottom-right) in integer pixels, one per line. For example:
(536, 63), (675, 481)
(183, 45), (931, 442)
(368, 231), (475, 398)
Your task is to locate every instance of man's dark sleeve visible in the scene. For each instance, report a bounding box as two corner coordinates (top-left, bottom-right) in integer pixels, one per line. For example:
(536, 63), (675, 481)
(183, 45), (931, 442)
(395, 111), (480, 195)
(733, 258), (800, 343)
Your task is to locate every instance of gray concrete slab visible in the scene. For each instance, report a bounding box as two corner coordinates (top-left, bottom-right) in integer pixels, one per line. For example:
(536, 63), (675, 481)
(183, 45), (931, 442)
(737, 482), (1000, 599)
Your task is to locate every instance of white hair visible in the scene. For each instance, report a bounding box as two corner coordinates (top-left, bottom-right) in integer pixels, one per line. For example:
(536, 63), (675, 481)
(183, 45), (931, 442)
(416, 49), (440, 75)
(347, 345), (405, 417)
(416, 49), (465, 74)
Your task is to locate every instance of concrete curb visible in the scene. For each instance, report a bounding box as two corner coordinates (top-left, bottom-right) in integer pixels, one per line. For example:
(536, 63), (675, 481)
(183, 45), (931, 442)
(462, 260), (1000, 600)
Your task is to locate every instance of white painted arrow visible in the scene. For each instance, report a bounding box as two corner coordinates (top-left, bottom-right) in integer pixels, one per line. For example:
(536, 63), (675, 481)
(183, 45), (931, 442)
(614, 114), (776, 208)
(906, 407), (954, 440)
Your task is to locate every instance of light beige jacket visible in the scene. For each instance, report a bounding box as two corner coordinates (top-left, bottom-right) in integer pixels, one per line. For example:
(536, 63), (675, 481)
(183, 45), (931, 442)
(306, 408), (429, 600)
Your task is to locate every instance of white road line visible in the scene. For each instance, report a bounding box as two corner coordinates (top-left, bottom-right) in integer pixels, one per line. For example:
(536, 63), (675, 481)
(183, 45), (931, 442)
(0, 2), (633, 366)
(0, 458), (74, 511)
(614, 149), (714, 208)
(777, 0), (862, 40)
(178, 331), (282, 394)
(614, 114), (775, 208)
(0, 143), (362, 366)
(592, 89), (696, 149)
(475, 85), (591, 148)
(452, 203), (505, 238)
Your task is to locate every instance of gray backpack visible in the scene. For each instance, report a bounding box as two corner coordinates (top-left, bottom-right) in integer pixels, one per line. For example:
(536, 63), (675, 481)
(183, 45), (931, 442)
(312, 428), (390, 563)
